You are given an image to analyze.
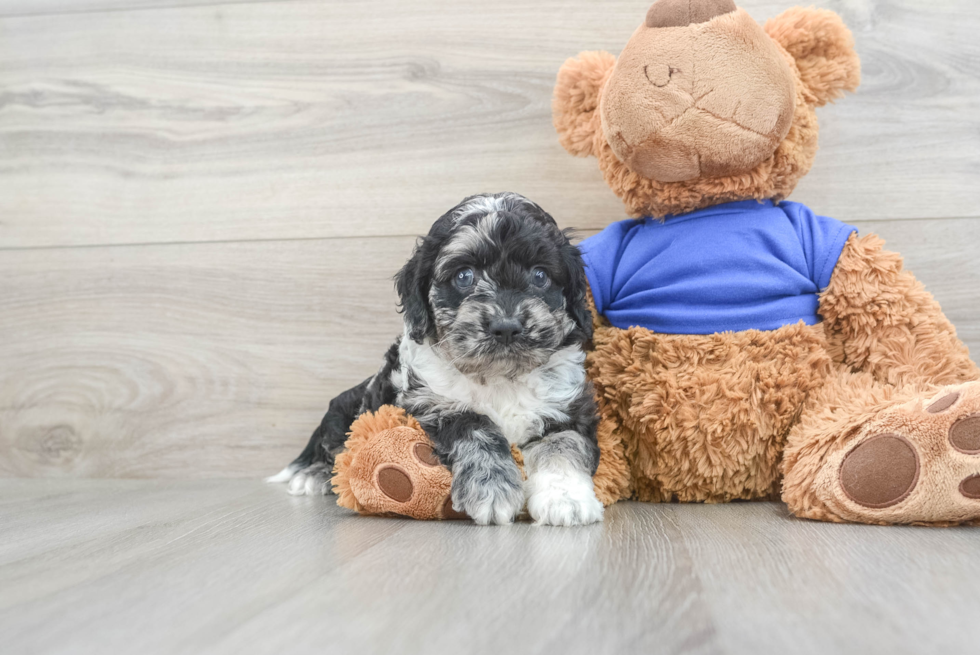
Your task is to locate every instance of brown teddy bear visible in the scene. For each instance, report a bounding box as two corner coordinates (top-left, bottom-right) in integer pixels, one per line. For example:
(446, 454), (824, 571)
(331, 0), (980, 526)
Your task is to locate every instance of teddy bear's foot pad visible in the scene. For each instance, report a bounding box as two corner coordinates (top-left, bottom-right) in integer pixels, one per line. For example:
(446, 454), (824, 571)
(376, 466), (414, 503)
(949, 414), (980, 453)
(838, 434), (919, 509)
(820, 381), (980, 525)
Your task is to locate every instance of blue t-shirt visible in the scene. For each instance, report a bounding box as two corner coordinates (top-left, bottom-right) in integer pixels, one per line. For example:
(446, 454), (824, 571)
(579, 199), (856, 335)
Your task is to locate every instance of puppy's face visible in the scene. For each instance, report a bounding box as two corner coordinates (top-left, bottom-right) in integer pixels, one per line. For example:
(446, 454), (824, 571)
(396, 193), (592, 377)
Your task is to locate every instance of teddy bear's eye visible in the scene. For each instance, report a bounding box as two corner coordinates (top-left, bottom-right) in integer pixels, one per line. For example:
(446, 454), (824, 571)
(644, 63), (675, 88)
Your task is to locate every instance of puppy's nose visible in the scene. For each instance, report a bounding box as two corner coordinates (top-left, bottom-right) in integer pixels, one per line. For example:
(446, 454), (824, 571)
(489, 317), (524, 345)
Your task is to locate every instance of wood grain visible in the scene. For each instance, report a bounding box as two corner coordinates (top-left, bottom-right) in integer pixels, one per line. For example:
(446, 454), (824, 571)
(0, 0), (978, 248)
(0, 0), (289, 19)
(0, 217), (976, 480)
(2, 480), (979, 655)
(0, 235), (412, 478)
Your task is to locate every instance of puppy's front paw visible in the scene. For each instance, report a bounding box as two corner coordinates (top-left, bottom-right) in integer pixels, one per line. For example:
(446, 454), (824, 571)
(526, 469), (603, 526)
(451, 461), (525, 526)
(285, 463), (332, 496)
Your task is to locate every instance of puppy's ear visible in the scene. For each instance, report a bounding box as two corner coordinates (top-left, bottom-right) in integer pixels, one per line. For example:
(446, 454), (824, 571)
(765, 7), (860, 107)
(395, 239), (435, 344)
(560, 230), (594, 343)
(553, 51), (617, 158)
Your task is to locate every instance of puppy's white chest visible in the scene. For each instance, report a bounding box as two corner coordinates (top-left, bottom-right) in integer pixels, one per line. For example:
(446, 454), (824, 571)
(465, 381), (552, 445)
(398, 338), (586, 445)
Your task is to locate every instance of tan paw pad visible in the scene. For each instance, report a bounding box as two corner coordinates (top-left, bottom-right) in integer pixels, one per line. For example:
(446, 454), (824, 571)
(839, 434), (920, 509)
(376, 465), (414, 503)
(926, 392), (960, 414)
(960, 475), (980, 500)
(949, 415), (980, 454)
(413, 442), (440, 467)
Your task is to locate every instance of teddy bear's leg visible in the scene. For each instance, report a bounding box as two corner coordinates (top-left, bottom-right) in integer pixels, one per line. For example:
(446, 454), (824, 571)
(332, 406), (467, 520)
(782, 371), (980, 525)
(783, 232), (980, 525)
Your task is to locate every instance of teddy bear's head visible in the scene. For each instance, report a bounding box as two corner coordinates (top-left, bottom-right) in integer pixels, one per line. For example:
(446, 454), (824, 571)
(553, 0), (860, 218)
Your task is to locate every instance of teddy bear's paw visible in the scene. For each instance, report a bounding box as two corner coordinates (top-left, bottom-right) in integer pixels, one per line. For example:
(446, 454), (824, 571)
(286, 462), (332, 496)
(525, 469), (604, 527)
(820, 380), (980, 525)
(346, 427), (462, 520)
(450, 460), (525, 526)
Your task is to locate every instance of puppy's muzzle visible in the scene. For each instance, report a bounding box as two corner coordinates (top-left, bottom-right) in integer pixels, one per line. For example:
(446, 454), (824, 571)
(489, 317), (524, 345)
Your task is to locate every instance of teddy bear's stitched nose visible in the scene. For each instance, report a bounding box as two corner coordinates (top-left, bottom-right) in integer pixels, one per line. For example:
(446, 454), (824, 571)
(646, 0), (736, 28)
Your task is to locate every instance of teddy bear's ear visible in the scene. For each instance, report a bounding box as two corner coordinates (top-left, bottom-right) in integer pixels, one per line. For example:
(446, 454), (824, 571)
(553, 50), (617, 157)
(764, 7), (861, 107)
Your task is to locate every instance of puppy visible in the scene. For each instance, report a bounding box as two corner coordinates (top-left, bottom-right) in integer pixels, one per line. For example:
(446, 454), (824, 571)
(269, 192), (603, 526)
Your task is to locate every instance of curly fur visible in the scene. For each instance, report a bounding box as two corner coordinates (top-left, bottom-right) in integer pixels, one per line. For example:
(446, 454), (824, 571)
(587, 306), (831, 503)
(780, 234), (980, 523)
(553, 50), (616, 158)
(765, 7), (861, 107)
(819, 233), (979, 387)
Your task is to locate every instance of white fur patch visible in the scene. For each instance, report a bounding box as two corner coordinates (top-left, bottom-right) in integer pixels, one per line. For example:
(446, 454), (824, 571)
(284, 463), (332, 496)
(265, 464), (299, 483)
(437, 212), (503, 276)
(461, 484), (525, 526)
(396, 328), (588, 446)
(525, 467), (604, 526)
(451, 194), (515, 224)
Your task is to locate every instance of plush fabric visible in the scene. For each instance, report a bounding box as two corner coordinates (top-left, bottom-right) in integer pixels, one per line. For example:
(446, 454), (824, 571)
(600, 9), (797, 182)
(553, 5), (860, 218)
(646, 0), (736, 28)
(579, 199), (856, 334)
(780, 233), (980, 525)
(551, 0), (980, 526)
(587, 300), (832, 503)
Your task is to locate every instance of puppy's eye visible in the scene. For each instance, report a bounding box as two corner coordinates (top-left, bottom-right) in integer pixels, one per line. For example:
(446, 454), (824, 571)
(454, 268), (475, 290)
(531, 267), (550, 289)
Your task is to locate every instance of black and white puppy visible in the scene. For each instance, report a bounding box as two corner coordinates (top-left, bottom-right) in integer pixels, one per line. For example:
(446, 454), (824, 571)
(269, 192), (603, 526)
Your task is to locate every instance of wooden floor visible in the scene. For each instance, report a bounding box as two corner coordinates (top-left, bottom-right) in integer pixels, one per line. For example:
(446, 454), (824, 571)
(1, 479), (978, 655)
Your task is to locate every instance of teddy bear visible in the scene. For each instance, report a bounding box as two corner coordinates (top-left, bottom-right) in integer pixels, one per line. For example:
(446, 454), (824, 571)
(329, 0), (980, 526)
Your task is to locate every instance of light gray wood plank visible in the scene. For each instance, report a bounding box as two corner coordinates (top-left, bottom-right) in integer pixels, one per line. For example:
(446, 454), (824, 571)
(0, 0), (977, 249)
(674, 504), (980, 655)
(1, 480), (978, 655)
(0, 480), (410, 653)
(0, 0), (285, 19)
(1, 217), (977, 479)
(0, 236), (413, 479)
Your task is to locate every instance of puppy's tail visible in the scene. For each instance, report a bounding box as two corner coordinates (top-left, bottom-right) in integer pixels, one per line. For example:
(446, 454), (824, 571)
(266, 376), (374, 489)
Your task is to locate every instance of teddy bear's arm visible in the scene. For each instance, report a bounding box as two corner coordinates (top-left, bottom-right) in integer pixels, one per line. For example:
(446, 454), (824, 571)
(819, 233), (979, 387)
(553, 51), (616, 158)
